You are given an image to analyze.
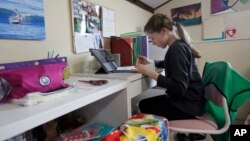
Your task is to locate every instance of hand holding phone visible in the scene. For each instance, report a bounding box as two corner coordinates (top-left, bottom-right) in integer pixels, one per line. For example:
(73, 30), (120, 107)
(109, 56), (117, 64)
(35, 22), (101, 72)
(136, 56), (151, 65)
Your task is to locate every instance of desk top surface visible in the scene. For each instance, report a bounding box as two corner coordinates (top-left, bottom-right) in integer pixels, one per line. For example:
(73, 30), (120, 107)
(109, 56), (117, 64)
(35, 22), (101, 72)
(73, 72), (146, 82)
(73, 68), (163, 82)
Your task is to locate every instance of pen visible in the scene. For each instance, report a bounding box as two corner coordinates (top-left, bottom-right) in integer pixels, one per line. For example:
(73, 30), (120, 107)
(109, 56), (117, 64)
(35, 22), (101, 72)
(78, 80), (108, 85)
(55, 54), (59, 58)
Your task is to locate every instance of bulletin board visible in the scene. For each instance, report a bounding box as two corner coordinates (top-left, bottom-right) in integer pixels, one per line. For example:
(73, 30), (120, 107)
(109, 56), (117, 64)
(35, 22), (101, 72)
(70, 0), (115, 53)
(203, 10), (250, 41)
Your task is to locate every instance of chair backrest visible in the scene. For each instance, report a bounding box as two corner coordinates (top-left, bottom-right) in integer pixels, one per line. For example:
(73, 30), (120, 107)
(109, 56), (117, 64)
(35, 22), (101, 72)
(203, 61), (250, 112)
(204, 84), (223, 106)
(204, 84), (231, 135)
(202, 61), (250, 141)
(168, 83), (230, 135)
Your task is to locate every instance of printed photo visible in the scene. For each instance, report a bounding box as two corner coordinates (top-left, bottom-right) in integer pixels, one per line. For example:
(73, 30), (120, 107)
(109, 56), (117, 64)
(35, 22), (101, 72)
(86, 15), (101, 34)
(72, 0), (101, 34)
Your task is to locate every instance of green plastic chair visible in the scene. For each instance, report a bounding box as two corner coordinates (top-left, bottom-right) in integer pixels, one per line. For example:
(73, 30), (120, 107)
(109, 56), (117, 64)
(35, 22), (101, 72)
(202, 61), (250, 141)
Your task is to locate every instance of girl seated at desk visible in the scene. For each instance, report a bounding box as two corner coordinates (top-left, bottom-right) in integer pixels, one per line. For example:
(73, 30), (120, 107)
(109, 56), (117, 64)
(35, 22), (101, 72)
(135, 13), (206, 121)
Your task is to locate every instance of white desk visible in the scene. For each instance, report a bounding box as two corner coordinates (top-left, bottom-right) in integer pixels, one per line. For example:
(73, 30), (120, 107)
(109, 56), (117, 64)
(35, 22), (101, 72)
(73, 72), (157, 117)
(0, 76), (128, 140)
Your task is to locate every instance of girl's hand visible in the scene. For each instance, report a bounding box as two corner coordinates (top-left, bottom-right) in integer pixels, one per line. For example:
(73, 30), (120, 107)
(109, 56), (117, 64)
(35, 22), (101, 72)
(135, 64), (159, 80)
(136, 56), (152, 65)
(135, 64), (149, 74)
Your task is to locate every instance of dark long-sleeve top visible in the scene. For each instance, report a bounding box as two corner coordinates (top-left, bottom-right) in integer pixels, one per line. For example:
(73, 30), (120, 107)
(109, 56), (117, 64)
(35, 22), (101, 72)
(155, 40), (206, 116)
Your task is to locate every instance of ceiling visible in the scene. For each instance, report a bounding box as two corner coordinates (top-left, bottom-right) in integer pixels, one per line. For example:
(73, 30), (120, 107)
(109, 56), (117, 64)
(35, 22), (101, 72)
(126, 0), (171, 13)
(140, 0), (171, 9)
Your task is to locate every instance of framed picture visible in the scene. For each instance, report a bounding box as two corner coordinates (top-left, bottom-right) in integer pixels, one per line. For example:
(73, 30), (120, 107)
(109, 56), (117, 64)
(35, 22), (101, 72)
(171, 3), (202, 26)
(0, 0), (46, 40)
(211, 0), (250, 15)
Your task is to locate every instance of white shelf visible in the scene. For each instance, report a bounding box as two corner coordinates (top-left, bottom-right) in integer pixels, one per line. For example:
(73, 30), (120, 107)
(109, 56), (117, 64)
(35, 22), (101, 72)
(193, 37), (250, 43)
(72, 72), (158, 117)
(0, 76), (127, 140)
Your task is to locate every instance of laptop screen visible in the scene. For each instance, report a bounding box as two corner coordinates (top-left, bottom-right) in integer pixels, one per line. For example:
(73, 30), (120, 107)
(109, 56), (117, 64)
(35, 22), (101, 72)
(89, 49), (118, 73)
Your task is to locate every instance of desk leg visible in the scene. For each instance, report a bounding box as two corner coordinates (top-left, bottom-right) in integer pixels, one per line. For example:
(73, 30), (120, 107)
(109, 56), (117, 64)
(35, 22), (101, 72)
(127, 77), (157, 117)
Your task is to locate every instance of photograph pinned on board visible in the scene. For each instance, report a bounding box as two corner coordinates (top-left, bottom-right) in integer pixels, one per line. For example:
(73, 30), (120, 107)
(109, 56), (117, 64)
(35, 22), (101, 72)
(74, 17), (86, 33)
(71, 0), (103, 53)
(0, 0), (46, 40)
(211, 0), (250, 15)
(86, 15), (101, 34)
(93, 34), (103, 49)
(171, 3), (202, 26)
(71, 0), (101, 34)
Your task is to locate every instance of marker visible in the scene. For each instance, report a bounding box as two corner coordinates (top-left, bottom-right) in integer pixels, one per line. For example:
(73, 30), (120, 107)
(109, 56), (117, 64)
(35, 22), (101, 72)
(47, 51), (50, 58)
(51, 50), (54, 58)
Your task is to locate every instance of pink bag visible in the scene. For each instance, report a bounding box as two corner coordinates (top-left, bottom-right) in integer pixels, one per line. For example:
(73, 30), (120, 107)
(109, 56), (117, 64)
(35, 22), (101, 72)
(0, 63), (67, 102)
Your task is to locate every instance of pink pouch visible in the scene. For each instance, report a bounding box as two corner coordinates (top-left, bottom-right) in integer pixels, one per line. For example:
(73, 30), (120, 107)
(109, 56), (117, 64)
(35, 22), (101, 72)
(0, 63), (67, 102)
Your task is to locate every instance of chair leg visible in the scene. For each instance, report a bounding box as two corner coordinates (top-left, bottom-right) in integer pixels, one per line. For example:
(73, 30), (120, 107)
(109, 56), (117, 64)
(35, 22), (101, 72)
(168, 131), (182, 141)
(176, 133), (190, 141)
(188, 133), (207, 141)
(174, 133), (207, 141)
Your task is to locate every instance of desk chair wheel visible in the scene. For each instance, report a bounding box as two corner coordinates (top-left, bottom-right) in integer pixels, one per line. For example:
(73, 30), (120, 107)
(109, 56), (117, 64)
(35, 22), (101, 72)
(177, 133), (207, 141)
(177, 133), (189, 141)
(188, 133), (207, 141)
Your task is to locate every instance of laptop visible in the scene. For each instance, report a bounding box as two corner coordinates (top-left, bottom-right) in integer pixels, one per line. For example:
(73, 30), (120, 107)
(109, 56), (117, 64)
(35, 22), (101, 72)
(89, 49), (136, 74)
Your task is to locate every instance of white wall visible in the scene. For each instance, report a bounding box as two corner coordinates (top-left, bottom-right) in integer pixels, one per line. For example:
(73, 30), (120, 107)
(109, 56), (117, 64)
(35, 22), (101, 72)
(155, 0), (250, 79)
(0, 0), (152, 73)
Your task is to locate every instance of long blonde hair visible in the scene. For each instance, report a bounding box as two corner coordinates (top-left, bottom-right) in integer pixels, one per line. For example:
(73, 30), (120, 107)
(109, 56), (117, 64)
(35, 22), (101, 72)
(144, 13), (201, 58)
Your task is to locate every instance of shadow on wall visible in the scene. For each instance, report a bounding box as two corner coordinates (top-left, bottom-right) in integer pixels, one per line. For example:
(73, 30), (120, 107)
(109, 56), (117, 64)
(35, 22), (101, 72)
(131, 88), (166, 115)
(245, 66), (250, 79)
(235, 98), (250, 124)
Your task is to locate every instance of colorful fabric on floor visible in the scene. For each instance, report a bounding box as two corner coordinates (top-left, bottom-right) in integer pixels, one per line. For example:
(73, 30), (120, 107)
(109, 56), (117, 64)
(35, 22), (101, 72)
(102, 113), (169, 141)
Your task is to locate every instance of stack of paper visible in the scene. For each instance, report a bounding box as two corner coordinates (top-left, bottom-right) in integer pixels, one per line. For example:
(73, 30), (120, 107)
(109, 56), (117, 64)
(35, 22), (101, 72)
(11, 86), (74, 106)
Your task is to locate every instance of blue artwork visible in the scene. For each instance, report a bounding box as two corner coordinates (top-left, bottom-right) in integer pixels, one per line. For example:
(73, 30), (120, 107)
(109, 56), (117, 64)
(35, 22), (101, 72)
(0, 0), (45, 40)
